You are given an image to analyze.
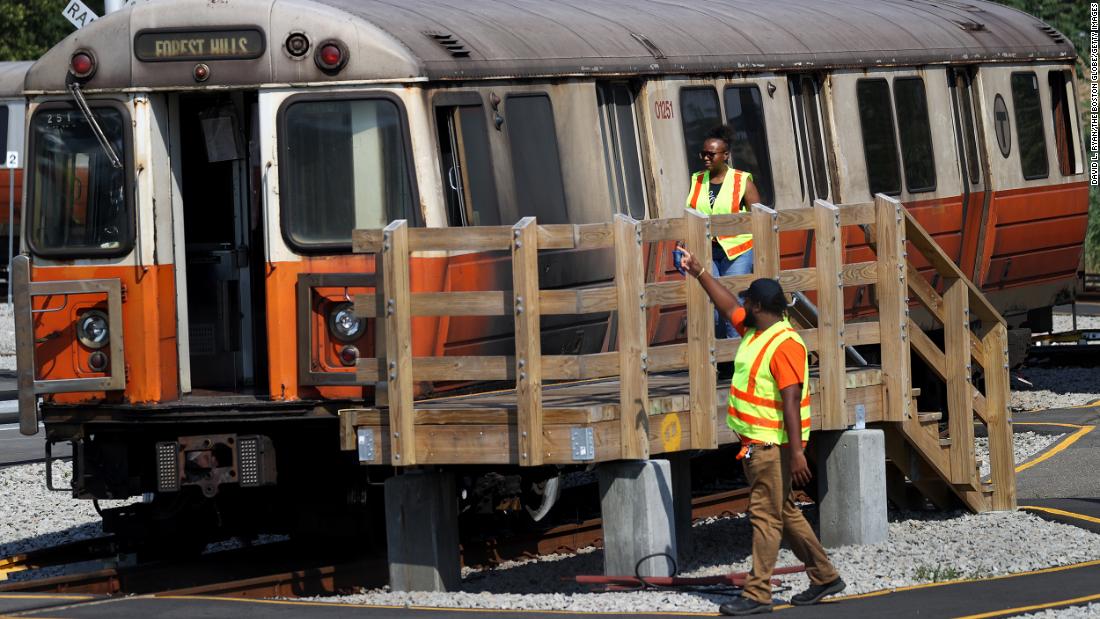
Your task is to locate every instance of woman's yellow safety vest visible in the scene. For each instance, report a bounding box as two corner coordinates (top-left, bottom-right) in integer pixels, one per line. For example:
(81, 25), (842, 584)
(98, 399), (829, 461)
(685, 168), (754, 260)
(727, 319), (811, 445)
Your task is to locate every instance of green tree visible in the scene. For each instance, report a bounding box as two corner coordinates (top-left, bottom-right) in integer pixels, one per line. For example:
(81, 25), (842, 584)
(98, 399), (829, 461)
(0, 0), (105, 61)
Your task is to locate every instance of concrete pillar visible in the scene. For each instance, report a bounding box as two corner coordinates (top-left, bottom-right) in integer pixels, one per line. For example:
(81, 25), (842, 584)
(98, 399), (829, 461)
(383, 469), (461, 591)
(663, 454), (693, 564)
(816, 429), (888, 547)
(597, 460), (677, 577)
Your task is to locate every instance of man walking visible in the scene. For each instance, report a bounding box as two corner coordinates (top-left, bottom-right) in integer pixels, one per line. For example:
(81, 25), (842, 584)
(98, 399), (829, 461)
(678, 250), (845, 615)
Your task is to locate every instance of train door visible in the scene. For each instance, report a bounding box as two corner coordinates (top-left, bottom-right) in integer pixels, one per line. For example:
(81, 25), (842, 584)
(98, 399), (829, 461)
(173, 93), (266, 393)
(435, 95), (501, 227)
(948, 67), (991, 284)
(595, 82), (648, 220)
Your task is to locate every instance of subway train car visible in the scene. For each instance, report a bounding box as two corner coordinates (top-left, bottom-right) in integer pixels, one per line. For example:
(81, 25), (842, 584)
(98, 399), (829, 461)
(14, 0), (1085, 540)
(0, 62), (29, 294)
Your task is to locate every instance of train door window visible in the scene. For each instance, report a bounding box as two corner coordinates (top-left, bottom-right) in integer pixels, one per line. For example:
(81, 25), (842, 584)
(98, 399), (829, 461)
(280, 96), (416, 251)
(679, 87), (721, 177)
(1009, 72), (1048, 180)
(723, 85), (774, 205)
(505, 93), (568, 224)
(436, 99), (500, 226)
(893, 77), (936, 193)
(949, 68), (982, 185)
(1048, 70), (1081, 176)
(855, 78), (901, 197)
(788, 75), (831, 202)
(596, 82), (647, 219)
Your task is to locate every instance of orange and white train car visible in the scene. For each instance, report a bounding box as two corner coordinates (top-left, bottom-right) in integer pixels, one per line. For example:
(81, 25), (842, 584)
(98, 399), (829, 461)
(12, 0), (1085, 537)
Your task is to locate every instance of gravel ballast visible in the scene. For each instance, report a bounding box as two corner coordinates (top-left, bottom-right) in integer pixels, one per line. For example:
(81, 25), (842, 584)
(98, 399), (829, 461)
(1018, 603), (1100, 618)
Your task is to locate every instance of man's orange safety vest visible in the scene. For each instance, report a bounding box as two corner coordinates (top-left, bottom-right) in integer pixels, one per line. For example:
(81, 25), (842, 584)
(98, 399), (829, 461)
(727, 318), (811, 445)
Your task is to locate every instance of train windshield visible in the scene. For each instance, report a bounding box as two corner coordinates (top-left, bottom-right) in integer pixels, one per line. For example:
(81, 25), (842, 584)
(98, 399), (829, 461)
(280, 97), (414, 250)
(27, 106), (129, 256)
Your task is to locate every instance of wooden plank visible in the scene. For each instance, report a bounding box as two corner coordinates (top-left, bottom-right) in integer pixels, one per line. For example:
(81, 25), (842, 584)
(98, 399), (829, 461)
(841, 261), (878, 287)
(685, 208), (717, 449)
(839, 201), (876, 226)
(409, 226), (512, 251)
(614, 215), (650, 459)
(356, 291), (509, 318)
(539, 287), (617, 315)
(774, 208), (815, 231)
(875, 194), (912, 423)
(982, 323), (1017, 510)
(648, 342), (688, 373)
(357, 358), (379, 382)
(814, 200), (848, 429)
(339, 409), (358, 451)
(640, 217), (685, 243)
(413, 357), (512, 381)
(903, 210), (1002, 327)
(645, 280), (686, 307)
(846, 321), (880, 346)
(381, 220), (414, 465)
(512, 217), (544, 466)
(352, 228), (384, 254)
(416, 425), (518, 465)
(709, 212), (752, 237)
(751, 204), (780, 278)
(538, 222), (614, 250)
(905, 264), (986, 368)
(943, 277), (976, 486)
(776, 268), (818, 293)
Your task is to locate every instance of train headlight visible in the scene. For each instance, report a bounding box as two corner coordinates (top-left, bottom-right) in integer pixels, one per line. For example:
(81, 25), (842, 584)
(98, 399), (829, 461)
(327, 303), (364, 343)
(76, 310), (110, 349)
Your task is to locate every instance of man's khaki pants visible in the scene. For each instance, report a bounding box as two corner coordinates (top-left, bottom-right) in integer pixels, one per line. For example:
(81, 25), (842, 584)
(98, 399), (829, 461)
(741, 443), (839, 604)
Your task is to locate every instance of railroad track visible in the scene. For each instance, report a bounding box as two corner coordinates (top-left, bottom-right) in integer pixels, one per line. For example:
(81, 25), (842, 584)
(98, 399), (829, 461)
(0, 487), (750, 599)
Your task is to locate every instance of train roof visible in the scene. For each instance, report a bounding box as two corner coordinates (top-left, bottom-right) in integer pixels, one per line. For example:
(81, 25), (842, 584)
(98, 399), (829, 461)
(0, 62), (31, 98)
(26, 0), (1077, 91)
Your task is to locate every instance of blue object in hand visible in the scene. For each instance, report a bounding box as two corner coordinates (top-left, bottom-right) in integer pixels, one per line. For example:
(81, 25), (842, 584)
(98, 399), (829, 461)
(673, 247), (686, 275)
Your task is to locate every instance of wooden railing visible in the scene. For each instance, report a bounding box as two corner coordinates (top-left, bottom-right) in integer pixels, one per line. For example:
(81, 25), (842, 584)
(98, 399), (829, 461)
(347, 194), (1015, 513)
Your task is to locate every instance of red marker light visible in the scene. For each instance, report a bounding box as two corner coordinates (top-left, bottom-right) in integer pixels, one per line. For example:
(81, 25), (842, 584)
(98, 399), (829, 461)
(70, 51), (96, 79)
(320, 44), (341, 66)
(315, 40), (347, 72)
(338, 345), (359, 367)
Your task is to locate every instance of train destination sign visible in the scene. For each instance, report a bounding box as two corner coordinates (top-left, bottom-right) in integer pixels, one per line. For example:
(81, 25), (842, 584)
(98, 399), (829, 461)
(134, 28), (265, 62)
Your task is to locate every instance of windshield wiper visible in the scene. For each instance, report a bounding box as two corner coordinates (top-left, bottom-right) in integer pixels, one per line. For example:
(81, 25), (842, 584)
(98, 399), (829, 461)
(68, 82), (123, 169)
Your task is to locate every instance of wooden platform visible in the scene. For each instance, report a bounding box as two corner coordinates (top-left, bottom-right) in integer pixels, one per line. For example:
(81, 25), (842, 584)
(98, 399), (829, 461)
(340, 195), (1016, 513)
(340, 367), (884, 465)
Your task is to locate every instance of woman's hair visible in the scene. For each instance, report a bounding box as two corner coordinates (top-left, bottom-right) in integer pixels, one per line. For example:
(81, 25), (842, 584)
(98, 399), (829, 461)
(705, 124), (735, 148)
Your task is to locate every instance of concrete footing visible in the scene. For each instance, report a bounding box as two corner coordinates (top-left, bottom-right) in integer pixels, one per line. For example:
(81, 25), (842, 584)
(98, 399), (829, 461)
(817, 429), (888, 547)
(383, 469), (461, 591)
(664, 453), (693, 564)
(597, 460), (677, 576)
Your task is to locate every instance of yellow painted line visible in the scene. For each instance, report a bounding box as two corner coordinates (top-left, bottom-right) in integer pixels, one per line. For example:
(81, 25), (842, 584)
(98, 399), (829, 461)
(952, 591), (1100, 619)
(156, 595), (719, 616)
(1020, 505), (1100, 526)
(1013, 424), (1093, 473)
(0, 594), (95, 600)
(814, 559), (1100, 604)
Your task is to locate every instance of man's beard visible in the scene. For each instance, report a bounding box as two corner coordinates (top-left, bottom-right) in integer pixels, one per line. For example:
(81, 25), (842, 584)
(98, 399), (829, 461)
(743, 308), (758, 330)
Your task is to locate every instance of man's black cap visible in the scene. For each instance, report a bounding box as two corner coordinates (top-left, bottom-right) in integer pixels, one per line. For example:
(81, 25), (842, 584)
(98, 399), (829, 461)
(740, 278), (786, 310)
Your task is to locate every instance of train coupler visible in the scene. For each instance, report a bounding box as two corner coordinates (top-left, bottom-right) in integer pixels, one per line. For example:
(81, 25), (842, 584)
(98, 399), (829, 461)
(156, 434), (277, 497)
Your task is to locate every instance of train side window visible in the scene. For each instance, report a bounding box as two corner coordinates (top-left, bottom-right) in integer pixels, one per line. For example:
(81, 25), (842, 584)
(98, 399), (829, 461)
(0, 105), (8, 155)
(788, 75), (831, 201)
(723, 85), (774, 206)
(1010, 72), (1049, 180)
(1048, 70), (1081, 176)
(280, 97), (416, 251)
(855, 78), (901, 197)
(597, 83), (647, 219)
(679, 87), (721, 177)
(436, 101), (501, 226)
(505, 94), (569, 224)
(893, 77), (936, 193)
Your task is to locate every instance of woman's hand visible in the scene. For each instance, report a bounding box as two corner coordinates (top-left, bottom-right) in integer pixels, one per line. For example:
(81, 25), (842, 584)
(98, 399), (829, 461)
(678, 247), (704, 279)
